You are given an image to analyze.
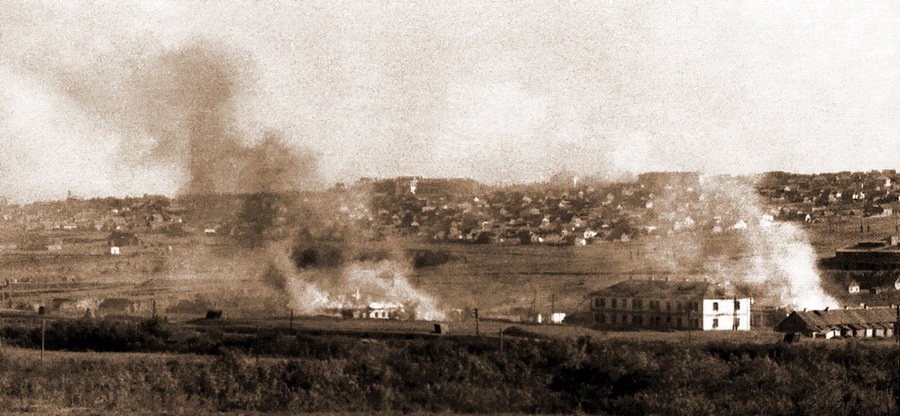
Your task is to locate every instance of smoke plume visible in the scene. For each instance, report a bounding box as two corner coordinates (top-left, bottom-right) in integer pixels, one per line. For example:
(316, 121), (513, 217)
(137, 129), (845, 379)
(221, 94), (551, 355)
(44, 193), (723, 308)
(643, 175), (837, 309)
(131, 43), (317, 195)
(263, 241), (445, 321)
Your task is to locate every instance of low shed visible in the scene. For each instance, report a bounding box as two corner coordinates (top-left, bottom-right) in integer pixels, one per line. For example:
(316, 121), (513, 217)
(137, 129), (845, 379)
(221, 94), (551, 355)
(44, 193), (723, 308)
(776, 306), (898, 339)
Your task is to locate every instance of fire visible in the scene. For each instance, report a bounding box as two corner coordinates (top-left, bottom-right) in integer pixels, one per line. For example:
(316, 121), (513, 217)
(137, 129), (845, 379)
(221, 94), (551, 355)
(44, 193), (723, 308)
(278, 259), (445, 321)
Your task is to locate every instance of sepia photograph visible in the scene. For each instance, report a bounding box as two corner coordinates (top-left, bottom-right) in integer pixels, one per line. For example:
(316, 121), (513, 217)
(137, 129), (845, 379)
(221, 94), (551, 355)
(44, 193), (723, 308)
(0, 1), (898, 414)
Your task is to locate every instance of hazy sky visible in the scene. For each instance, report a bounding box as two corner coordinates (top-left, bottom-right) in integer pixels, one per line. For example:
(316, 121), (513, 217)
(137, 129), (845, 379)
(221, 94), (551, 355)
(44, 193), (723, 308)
(1, 1), (897, 202)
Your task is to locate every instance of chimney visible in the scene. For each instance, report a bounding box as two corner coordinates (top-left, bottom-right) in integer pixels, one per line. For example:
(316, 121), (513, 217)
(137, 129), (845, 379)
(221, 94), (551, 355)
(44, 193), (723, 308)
(824, 306), (829, 312)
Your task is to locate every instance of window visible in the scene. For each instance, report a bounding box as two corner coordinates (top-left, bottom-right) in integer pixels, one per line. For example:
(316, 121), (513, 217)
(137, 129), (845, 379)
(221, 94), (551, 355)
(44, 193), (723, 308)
(611, 314), (616, 324)
(713, 302), (719, 311)
(622, 315), (628, 324)
(666, 302), (671, 311)
(599, 298), (605, 308)
(634, 315), (643, 325)
(676, 317), (682, 327)
(676, 302), (682, 311)
(612, 298), (617, 309)
(599, 313), (606, 324)
(713, 318), (719, 329)
(734, 300), (741, 310)
(633, 299), (642, 309)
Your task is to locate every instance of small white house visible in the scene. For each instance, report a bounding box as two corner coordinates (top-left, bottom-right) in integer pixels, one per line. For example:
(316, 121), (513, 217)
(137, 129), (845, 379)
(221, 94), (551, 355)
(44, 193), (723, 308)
(110, 246), (121, 255)
(848, 281), (861, 294)
(550, 312), (566, 324)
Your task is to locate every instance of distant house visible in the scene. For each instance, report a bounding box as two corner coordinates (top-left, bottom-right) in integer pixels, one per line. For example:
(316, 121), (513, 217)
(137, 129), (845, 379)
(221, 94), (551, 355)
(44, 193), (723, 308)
(98, 298), (147, 315)
(334, 302), (408, 320)
(108, 231), (140, 247)
(849, 280), (861, 294)
(587, 279), (752, 331)
(776, 307), (898, 339)
(51, 298), (78, 312)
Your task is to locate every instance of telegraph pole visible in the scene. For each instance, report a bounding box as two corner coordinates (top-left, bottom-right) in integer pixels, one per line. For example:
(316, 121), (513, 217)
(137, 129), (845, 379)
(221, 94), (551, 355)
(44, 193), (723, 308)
(474, 308), (480, 336)
(41, 319), (45, 364)
(551, 294), (555, 320)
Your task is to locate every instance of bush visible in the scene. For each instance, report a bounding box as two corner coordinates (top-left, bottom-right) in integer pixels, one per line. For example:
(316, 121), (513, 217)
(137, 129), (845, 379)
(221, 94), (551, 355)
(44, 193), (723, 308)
(0, 324), (896, 415)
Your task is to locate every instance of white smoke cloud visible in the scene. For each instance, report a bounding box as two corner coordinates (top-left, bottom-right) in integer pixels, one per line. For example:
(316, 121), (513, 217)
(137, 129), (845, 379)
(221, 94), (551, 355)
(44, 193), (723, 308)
(265, 241), (445, 321)
(645, 175), (837, 309)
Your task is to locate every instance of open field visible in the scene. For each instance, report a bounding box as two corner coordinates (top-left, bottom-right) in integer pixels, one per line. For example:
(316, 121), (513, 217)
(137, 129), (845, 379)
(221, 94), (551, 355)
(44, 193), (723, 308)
(2, 218), (894, 325)
(0, 216), (898, 415)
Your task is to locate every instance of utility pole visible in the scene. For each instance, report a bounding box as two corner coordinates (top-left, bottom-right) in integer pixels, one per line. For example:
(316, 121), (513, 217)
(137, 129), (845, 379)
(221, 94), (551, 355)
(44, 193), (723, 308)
(474, 308), (480, 336)
(551, 294), (556, 318)
(499, 327), (504, 354)
(688, 309), (693, 343)
(41, 319), (45, 364)
(290, 309), (294, 330)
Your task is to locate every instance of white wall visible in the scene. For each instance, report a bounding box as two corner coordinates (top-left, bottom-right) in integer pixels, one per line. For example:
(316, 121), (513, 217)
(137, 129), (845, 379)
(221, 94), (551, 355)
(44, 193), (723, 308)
(702, 298), (752, 330)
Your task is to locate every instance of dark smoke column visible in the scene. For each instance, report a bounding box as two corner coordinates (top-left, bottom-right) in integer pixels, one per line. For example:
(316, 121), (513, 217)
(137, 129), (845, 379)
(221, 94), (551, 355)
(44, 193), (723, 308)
(136, 42), (317, 195)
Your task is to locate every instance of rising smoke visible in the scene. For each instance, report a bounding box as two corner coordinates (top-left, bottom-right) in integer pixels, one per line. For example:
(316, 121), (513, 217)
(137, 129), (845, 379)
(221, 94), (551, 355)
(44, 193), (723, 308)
(131, 43), (317, 195)
(643, 175), (837, 310)
(128, 41), (442, 319)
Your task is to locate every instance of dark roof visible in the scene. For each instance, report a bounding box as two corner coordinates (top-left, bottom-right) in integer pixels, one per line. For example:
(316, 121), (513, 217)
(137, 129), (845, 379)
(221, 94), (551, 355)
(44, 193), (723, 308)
(588, 279), (738, 300)
(98, 298), (133, 310)
(779, 307), (898, 332)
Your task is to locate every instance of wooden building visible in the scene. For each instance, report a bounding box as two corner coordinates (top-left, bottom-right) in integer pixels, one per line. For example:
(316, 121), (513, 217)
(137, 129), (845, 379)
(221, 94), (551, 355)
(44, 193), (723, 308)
(776, 306), (899, 339)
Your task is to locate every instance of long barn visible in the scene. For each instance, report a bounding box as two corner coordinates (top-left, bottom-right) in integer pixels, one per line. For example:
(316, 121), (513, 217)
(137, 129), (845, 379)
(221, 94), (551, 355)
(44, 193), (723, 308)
(776, 306), (899, 339)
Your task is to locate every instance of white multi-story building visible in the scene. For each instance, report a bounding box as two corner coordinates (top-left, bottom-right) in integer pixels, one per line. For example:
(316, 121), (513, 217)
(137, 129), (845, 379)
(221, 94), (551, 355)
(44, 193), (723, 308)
(588, 278), (751, 331)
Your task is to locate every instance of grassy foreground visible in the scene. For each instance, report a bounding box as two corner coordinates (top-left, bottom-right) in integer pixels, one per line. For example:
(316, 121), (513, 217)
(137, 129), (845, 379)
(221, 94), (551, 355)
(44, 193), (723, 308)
(0, 322), (897, 415)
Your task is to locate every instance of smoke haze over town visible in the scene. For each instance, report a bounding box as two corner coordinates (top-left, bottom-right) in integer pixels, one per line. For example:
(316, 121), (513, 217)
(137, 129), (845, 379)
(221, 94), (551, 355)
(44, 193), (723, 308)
(0, 1), (897, 203)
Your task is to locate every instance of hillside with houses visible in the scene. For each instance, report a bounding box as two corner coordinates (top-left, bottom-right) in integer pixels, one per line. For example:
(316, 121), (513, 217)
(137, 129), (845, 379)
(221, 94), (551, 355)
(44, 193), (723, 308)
(3, 170), (900, 251)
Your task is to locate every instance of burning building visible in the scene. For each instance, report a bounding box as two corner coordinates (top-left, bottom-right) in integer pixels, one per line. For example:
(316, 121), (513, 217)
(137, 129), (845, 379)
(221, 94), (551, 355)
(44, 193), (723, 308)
(329, 300), (409, 320)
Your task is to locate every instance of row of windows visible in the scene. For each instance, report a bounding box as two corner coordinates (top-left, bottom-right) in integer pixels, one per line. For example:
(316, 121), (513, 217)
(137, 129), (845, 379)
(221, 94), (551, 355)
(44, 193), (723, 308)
(594, 314), (743, 329)
(711, 317), (741, 329)
(711, 300), (742, 311)
(592, 298), (744, 312)
(594, 313), (702, 328)
(592, 297), (701, 312)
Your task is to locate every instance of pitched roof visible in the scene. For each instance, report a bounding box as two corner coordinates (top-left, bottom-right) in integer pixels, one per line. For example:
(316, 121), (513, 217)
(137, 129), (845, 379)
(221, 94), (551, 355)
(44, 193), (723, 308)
(588, 279), (738, 300)
(785, 307), (898, 332)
